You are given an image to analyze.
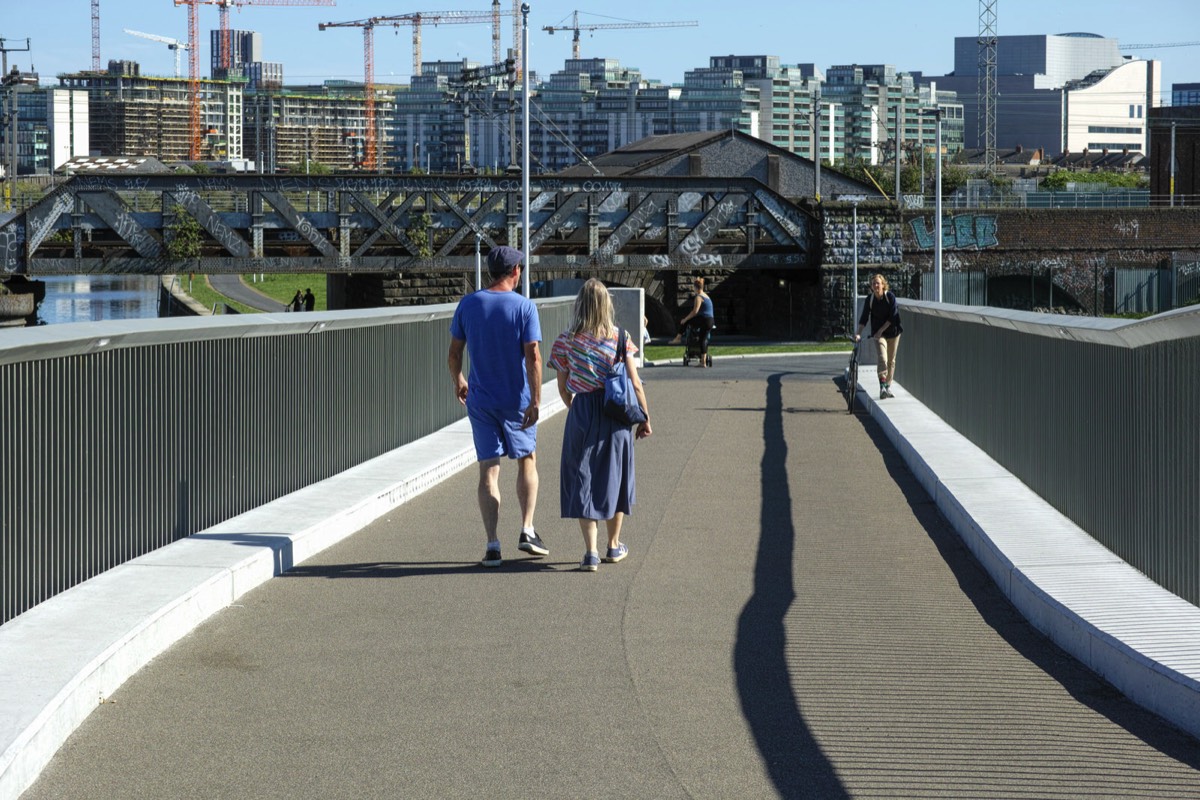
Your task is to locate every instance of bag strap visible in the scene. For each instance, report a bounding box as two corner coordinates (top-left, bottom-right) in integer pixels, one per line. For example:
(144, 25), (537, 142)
(612, 327), (626, 367)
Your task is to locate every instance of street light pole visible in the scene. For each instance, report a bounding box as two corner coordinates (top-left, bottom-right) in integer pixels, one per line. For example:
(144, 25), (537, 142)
(520, 3), (531, 297)
(839, 194), (867, 331)
(813, 84), (822, 203)
(853, 200), (859, 320)
(1169, 121), (1177, 208)
(475, 232), (483, 291)
(923, 105), (944, 302)
(934, 107), (943, 302)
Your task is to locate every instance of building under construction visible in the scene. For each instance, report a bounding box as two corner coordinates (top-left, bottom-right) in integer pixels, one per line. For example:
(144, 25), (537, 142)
(58, 61), (244, 164)
(243, 83), (397, 172)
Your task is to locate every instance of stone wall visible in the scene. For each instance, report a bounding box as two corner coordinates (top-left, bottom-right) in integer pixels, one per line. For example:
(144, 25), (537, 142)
(339, 273), (474, 309)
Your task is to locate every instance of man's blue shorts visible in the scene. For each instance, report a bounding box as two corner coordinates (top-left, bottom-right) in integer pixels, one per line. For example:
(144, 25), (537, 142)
(466, 404), (537, 461)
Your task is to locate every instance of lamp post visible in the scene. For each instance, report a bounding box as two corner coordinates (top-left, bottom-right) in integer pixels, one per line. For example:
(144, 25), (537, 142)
(839, 194), (867, 331)
(475, 232), (483, 291)
(923, 106), (944, 302)
(1169, 121), (1177, 208)
(813, 83), (822, 202)
(520, 3), (531, 297)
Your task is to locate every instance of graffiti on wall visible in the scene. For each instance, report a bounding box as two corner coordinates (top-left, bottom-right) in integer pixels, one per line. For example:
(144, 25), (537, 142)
(909, 214), (999, 250)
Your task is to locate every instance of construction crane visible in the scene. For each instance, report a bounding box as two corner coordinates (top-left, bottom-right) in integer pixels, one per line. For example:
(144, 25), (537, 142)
(319, 17), (384, 170)
(1120, 41), (1200, 50)
(378, 8), (515, 80)
(174, 0), (333, 161)
(92, 0), (102, 70)
(124, 28), (190, 78)
(320, 7), (514, 172)
(542, 11), (697, 60)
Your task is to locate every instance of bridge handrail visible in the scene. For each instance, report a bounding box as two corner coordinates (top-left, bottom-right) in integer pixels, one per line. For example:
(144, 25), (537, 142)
(897, 298), (1200, 606)
(0, 299), (574, 625)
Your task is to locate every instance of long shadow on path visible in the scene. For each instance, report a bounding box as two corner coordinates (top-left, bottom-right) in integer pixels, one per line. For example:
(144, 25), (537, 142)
(734, 372), (849, 799)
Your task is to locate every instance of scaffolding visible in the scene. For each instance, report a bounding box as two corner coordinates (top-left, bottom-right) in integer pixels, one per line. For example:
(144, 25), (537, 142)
(59, 66), (244, 163)
(244, 88), (396, 171)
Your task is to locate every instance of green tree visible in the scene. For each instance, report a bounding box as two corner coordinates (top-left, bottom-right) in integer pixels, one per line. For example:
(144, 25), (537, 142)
(1042, 169), (1148, 191)
(836, 156), (971, 199)
(165, 204), (203, 261)
(284, 160), (332, 175)
(407, 210), (433, 258)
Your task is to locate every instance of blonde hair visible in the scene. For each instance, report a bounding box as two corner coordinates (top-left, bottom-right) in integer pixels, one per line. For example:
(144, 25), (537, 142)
(871, 273), (890, 293)
(570, 278), (616, 338)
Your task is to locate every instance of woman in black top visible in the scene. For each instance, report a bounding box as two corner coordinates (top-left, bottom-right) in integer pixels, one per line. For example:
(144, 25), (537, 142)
(854, 274), (902, 399)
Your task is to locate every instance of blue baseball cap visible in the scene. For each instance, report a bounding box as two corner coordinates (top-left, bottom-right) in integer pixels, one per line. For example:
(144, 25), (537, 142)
(487, 245), (524, 275)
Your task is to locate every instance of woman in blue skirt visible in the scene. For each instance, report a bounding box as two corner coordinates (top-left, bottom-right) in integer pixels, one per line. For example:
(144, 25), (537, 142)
(549, 280), (653, 571)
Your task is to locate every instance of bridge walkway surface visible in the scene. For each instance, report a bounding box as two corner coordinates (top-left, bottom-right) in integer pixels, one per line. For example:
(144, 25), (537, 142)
(19, 355), (1200, 799)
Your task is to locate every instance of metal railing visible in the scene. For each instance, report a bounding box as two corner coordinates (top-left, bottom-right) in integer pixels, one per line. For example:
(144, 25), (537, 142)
(0, 298), (573, 624)
(898, 300), (1200, 606)
(902, 191), (1199, 210)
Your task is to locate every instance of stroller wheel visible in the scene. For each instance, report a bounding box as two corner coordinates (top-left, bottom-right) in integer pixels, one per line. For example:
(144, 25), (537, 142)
(706, 354), (713, 367)
(683, 355), (690, 366)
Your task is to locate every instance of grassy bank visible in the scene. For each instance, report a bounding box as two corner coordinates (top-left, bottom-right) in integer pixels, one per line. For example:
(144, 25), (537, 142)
(250, 275), (328, 311)
(177, 276), (257, 315)
(178, 275), (328, 314)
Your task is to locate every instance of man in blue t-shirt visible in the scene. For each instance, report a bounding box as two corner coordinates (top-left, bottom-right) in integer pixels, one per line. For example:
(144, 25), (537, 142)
(448, 245), (547, 568)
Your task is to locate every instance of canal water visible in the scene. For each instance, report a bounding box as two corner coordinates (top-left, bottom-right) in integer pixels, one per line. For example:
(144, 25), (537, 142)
(34, 275), (162, 326)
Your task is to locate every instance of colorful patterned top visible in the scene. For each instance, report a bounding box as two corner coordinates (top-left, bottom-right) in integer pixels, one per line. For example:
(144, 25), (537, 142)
(549, 330), (639, 395)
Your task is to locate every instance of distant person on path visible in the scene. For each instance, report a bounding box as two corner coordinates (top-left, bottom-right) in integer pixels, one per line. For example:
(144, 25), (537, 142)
(669, 277), (715, 366)
(448, 245), (547, 567)
(303, 288), (315, 312)
(289, 291), (303, 313)
(550, 279), (651, 572)
(854, 273), (903, 399)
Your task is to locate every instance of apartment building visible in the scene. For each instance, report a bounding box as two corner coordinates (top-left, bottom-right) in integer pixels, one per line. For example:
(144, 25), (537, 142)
(59, 61), (243, 163)
(208, 29), (283, 90)
(2, 72), (88, 176)
(245, 82), (396, 172)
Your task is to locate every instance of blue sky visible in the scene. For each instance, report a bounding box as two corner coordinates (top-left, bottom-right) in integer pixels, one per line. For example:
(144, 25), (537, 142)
(4, 1), (1197, 100)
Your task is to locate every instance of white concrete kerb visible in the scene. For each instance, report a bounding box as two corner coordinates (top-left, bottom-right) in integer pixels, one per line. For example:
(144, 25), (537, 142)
(856, 364), (1200, 742)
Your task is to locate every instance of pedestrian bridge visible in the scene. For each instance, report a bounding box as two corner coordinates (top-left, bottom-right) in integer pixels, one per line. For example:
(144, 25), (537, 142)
(2, 300), (1199, 797)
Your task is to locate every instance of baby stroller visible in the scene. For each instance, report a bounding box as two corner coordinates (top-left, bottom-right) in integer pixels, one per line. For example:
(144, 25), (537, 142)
(681, 322), (714, 367)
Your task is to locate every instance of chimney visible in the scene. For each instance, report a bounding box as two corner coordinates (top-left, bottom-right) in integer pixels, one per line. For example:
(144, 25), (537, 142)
(1015, 144), (1023, 154)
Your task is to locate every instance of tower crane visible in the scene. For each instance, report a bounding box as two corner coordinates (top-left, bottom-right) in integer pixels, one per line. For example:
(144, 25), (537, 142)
(377, 8), (515, 80)
(174, 0), (334, 161)
(320, 7), (514, 172)
(1120, 41), (1200, 50)
(542, 11), (697, 60)
(92, 0), (102, 70)
(124, 28), (190, 78)
(318, 16), (384, 171)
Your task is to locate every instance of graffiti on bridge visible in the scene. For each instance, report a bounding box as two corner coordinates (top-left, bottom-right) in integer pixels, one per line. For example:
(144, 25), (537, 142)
(910, 214), (999, 250)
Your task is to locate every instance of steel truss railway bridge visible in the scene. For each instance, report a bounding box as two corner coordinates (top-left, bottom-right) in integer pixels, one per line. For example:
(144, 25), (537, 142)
(0, 174), (817, 277)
